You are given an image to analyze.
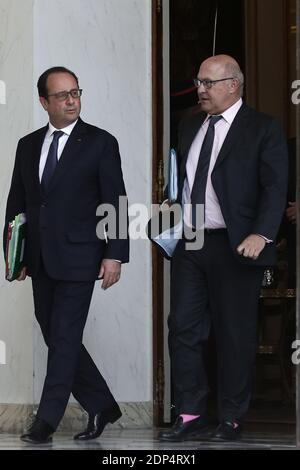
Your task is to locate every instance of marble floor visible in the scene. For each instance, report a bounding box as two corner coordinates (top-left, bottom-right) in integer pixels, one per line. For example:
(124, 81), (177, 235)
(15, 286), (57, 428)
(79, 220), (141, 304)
(0, 428), (297, 450)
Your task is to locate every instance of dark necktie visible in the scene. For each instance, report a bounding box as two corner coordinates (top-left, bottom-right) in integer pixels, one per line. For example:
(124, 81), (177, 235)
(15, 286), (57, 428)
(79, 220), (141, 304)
(41, 130), (64, 192)
(190, 115), (222, 228)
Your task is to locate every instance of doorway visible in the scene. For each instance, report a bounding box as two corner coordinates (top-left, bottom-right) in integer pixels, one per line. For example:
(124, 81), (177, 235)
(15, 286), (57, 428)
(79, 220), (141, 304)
(152, 0), (298, 436)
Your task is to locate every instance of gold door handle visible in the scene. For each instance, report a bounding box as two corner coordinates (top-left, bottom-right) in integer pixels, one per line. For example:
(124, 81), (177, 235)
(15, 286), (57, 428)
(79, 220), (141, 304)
(157, 0), (162, 14)
(156, 159), (164, 204)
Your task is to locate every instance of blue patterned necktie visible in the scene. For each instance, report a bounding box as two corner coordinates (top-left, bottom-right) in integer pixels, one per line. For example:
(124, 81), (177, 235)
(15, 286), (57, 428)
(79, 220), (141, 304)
(190, 115), (222, 228)
(41, 130), (64, 192)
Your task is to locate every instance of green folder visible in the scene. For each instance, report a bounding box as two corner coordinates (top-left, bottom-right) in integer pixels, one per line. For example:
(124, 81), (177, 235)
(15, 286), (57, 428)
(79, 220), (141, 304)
(5, 213), (26, 282)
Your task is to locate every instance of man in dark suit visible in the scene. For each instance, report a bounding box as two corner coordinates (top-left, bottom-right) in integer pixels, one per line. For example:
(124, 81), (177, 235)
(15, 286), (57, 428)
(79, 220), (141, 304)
(159, 55), (288, 442)
(4, 67), (129, 444)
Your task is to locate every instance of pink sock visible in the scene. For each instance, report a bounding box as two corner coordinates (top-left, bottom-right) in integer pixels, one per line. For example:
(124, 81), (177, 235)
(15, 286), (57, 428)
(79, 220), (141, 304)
(180, 414), (200, 423)
(225, 420), (239, 429)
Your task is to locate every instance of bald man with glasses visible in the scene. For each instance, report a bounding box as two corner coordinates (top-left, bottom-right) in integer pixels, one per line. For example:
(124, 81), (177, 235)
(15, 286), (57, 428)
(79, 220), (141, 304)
(159, 55), (288, 442)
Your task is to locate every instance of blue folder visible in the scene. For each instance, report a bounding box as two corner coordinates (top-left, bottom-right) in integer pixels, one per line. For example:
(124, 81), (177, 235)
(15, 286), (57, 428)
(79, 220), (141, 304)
(168, 148), (178, 203)
(147, 149), (182, 258)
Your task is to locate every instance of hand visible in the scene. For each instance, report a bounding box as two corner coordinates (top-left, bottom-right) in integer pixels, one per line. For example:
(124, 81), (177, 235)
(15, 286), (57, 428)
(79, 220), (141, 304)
(98, 259), (121, 290)
(286, 201), (297, 224)
(237, 234), (266, 260)
(17, 267), (27, 281)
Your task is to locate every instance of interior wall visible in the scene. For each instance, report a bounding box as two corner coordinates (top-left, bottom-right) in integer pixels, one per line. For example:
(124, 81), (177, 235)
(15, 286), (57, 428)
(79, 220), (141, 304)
(0, 0), (34, 406)
(32, 0), (153, 407)
(0, 0), (153, 430)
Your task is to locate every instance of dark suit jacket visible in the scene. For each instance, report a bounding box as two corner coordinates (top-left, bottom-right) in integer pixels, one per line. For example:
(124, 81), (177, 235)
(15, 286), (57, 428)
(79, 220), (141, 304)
(4, 118), (129, 281)
(176, 103), (288, 266)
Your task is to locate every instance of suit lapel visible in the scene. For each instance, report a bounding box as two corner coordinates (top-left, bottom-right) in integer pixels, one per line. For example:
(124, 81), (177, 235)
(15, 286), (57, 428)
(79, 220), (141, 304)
(213, 103), (251, 171)
(45, 118), (88, 195)
(178, 104), (251, 197)
(32, 126), (48, 198)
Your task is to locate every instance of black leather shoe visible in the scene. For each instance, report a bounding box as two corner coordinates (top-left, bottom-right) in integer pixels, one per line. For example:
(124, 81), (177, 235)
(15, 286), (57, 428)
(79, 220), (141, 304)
(73, 403), (122, 441)
(211, 421), (242, 441)
(20, 417), (54, 444)
(158, 416), (209, 442)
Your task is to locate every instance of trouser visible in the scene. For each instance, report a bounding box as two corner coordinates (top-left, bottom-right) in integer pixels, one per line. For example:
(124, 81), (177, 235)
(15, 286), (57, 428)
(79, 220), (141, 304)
(168, 231), (264, 422)
(32, 259), (117, 430)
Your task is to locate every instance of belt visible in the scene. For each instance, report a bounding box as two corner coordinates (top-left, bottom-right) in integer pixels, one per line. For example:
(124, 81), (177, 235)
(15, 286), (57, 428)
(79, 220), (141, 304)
(204, 228), (227, 234)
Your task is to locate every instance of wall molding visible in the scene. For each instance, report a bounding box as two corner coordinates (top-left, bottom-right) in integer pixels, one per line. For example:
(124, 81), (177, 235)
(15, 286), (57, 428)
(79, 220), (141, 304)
(0, 402), (153, 434)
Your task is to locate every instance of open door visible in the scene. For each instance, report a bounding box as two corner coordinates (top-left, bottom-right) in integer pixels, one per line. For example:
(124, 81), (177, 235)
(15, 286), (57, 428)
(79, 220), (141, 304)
(296, 0), (300, 449)
(152, 0), (300, 440)
(152, 0), (165, 426)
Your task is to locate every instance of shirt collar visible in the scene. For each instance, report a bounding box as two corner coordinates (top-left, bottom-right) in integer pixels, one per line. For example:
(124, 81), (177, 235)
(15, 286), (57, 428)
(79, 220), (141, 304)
(205, 98), (243, 125)
(48, 119), (78, 137)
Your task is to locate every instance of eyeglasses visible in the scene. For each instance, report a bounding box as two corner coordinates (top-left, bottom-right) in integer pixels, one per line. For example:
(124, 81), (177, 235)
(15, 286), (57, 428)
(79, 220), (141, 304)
(193, 78), (234, 90)
(47, 89), (83, 101)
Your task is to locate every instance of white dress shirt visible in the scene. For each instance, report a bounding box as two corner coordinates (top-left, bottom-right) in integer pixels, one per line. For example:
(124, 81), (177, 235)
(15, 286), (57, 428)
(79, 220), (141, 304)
(39, 120), (78, 182)
(183, 98), (243, 228)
